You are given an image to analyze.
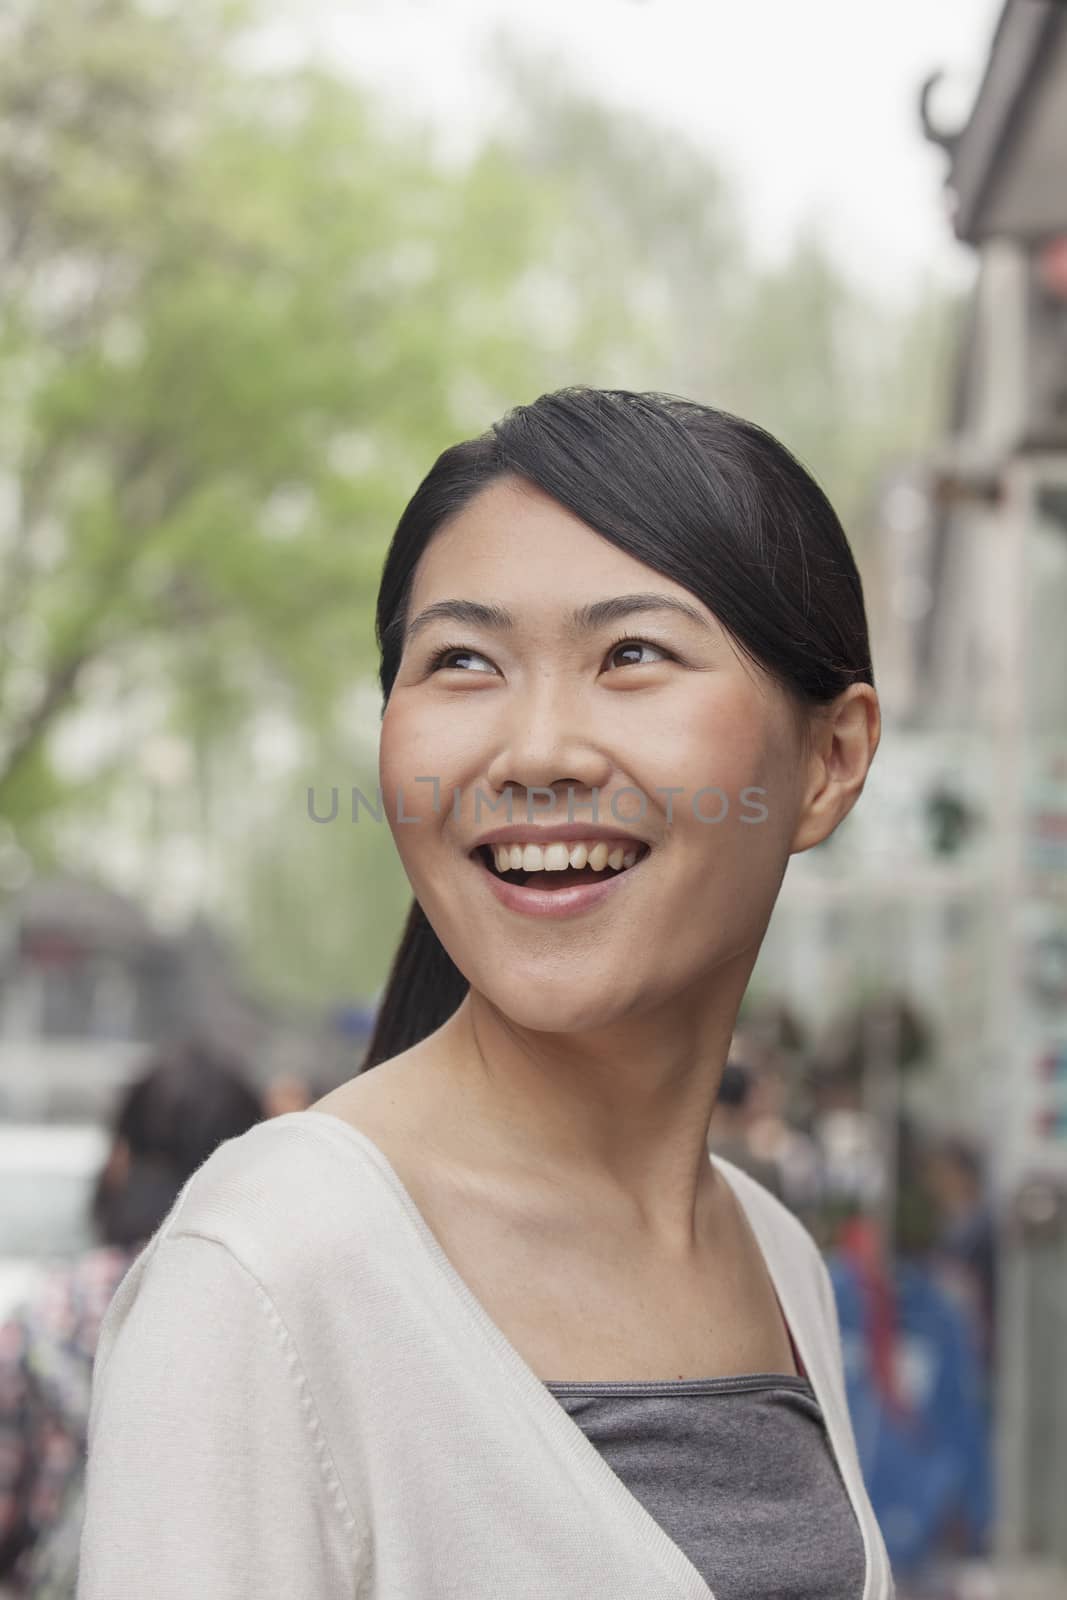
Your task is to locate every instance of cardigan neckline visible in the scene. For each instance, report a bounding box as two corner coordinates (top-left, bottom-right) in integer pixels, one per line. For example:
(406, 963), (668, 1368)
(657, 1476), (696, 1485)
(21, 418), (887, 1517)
(293, 1108), (874, 1600)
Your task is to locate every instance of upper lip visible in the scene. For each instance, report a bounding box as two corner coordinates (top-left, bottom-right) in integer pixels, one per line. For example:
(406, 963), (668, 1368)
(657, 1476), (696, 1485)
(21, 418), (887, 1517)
(470, 822), (653, 853)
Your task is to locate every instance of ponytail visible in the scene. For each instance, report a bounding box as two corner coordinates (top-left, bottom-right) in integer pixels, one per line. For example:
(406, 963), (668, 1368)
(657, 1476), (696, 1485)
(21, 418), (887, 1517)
(360, 898), (469, 1071)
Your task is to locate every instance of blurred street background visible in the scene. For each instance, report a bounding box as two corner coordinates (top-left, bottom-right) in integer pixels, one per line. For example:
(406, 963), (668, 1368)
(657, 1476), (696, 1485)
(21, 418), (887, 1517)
(1, 1), (1066, 1595)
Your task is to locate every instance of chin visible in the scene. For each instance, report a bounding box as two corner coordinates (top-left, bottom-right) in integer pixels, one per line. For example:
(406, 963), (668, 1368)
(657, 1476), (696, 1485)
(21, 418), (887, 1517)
(475, 975), (637, 1037)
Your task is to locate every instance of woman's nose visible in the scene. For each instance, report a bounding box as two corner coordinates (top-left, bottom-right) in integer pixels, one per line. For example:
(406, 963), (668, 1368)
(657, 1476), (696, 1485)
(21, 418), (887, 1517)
(484, 683), (613, 806)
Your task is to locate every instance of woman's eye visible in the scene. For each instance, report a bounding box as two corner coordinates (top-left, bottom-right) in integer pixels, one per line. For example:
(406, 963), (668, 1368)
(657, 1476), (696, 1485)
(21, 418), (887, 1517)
(425, 639), (671, 675)
(605, 638), (670, 669)
(428, 645), (496, 674)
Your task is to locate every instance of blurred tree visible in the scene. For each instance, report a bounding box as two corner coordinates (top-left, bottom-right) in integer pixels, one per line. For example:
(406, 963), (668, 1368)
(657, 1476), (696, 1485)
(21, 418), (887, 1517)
(166, 35), (969, 1009)
(484, 29), (747, 379)
(487, 33), (963, 550)
(0, 0), (580, 860)
(219, 743), (405, 1009)
(0, 5), (964, 1005)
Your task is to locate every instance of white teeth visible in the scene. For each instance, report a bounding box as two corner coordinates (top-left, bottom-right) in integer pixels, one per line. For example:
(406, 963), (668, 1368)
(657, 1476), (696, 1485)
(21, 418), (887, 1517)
(484, 839), (645, 874)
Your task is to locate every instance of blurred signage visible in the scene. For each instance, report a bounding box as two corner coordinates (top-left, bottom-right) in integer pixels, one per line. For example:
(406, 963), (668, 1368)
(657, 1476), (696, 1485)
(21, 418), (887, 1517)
(1022, 904), (1067, 1006)
(17, 929), (84, 965)
(1025, 744), (1067, 876)
(1025, 248), (1067, 448)
(1018, 476), (1067, 1166)
(1036, 236), (1067, 301)
(1037, 1041), (1067, 1082)
(1033, 1037), (1067, 1142)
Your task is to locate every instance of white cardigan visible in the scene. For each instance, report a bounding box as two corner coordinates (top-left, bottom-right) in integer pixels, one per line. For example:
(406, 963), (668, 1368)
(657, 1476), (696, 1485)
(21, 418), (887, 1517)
(79, 1109), (895, 1599)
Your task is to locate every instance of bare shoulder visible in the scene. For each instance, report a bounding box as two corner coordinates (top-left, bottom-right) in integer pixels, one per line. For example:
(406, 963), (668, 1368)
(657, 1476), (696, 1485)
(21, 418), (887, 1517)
(315, 1036), (444, 1111)
(309, 1052), (419, 1130)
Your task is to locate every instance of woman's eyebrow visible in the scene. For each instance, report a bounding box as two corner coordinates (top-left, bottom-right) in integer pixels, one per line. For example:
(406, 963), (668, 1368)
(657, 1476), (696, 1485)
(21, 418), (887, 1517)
(405, 593), (713, 643)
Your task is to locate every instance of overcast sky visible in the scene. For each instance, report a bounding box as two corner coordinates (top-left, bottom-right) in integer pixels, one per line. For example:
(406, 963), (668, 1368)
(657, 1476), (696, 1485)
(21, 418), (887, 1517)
(269, 0), (1006, 301)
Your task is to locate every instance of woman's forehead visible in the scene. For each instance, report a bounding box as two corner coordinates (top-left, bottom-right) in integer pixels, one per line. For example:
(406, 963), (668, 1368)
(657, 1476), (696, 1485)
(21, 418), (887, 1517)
(408, 481), (704, 616)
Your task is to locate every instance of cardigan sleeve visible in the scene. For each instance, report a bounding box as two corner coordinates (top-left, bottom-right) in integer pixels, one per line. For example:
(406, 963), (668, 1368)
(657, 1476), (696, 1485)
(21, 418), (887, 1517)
(78, 1232), (360, 1599)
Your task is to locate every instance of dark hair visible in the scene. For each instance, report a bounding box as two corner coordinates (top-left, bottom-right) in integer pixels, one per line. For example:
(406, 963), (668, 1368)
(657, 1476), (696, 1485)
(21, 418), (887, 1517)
(716, 1062), (753, 1110)
(363, 386), (874, 1070)
(91, 1036), (264, 1248)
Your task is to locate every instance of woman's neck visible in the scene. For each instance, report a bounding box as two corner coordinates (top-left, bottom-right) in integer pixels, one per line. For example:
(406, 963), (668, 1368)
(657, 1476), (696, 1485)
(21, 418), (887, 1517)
(399, 992), (740, 1259)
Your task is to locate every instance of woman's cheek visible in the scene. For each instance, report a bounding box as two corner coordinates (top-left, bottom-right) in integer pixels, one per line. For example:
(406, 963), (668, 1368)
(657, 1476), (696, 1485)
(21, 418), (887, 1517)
(381, 697), (434, 787)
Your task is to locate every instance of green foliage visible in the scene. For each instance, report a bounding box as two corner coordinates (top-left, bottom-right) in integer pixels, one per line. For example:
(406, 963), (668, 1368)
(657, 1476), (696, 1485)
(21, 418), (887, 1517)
(226, 753), (411, 1008)
(484, 34), (963, 543)
(0, 1), (963, 1006)
(0, 0), (592, 833)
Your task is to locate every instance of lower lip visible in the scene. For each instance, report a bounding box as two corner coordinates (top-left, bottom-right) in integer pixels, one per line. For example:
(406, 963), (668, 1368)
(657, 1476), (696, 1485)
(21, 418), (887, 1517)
(472, 851), (647, 919)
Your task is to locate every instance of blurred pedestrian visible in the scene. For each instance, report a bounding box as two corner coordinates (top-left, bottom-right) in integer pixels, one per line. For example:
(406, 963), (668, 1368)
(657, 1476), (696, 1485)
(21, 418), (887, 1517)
(923, 1135), (998, 1384)
(744, 1056), (824, 1213)
(0, 1038), (263, 1599)
(826, 1165), (994, 1580)
(706, 1061), (785, 1200)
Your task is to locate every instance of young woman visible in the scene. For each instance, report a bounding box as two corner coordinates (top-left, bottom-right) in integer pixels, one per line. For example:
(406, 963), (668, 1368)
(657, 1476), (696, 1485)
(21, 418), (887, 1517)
(79, 388), (892, 1599)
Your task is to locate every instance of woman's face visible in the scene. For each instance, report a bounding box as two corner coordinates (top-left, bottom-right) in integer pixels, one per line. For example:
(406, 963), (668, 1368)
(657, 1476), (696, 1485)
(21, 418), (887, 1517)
(379, 475), (816, 1035)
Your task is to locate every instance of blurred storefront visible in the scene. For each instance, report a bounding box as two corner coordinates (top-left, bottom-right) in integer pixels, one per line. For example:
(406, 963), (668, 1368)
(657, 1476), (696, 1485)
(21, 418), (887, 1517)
(0, 874), (369, 1120)
(915, 0), (1067, 1581)
(749, 3), (1067, 1587)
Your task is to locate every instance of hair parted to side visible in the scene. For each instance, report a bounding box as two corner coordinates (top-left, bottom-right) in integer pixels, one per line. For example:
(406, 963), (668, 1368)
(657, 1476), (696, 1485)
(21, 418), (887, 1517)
(362, 386), (874, 1071)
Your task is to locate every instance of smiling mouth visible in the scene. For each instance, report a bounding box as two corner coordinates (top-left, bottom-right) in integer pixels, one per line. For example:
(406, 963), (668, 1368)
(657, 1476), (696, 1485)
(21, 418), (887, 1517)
(474, 842), (651, 890)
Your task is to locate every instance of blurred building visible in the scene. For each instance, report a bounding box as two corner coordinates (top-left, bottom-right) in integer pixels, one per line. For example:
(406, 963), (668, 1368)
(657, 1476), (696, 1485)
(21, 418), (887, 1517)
(747, 3), (1067, 1577)
(0, 873), (370, 1120)
(913, 0), (1067, 1577)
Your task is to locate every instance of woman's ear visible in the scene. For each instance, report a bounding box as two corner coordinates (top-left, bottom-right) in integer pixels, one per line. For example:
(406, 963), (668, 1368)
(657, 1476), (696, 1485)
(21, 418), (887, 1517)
(790, 684), (881, 855)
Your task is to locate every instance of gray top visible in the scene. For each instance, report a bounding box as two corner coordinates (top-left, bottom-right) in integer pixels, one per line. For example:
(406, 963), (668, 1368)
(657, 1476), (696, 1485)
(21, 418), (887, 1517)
(545, 1372), (867, 1599)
